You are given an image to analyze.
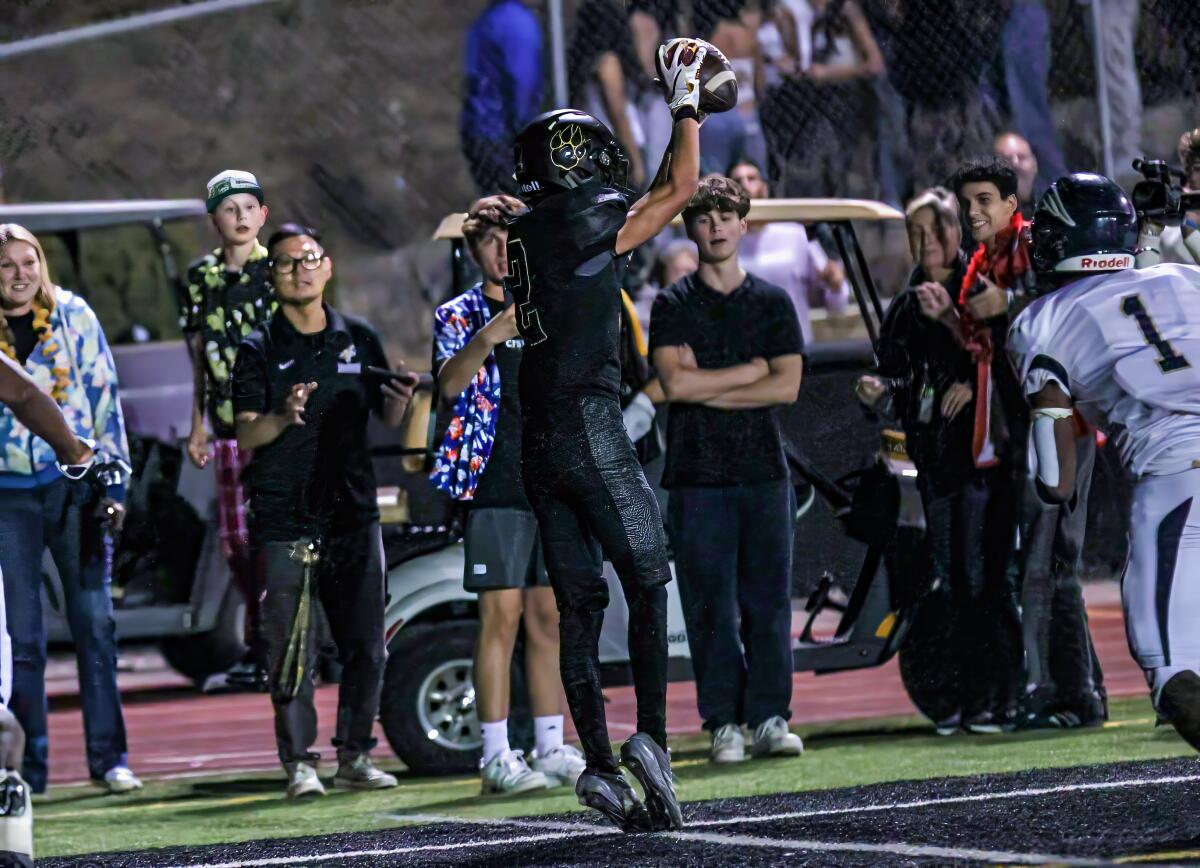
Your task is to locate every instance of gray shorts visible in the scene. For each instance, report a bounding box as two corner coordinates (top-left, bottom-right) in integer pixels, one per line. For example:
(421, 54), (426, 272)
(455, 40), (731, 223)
(463, 507), (550, 593)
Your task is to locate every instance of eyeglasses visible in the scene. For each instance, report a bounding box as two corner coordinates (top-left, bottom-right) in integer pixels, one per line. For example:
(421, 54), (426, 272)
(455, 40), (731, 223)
(270, 252), (326, 275)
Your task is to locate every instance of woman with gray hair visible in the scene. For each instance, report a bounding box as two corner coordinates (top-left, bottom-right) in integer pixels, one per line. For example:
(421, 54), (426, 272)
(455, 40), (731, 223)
(855, 188), (989, 735)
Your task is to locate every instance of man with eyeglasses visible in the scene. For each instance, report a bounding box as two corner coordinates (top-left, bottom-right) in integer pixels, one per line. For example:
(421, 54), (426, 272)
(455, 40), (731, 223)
(231, 223), (417, 799)
(181, 169), (277, 694)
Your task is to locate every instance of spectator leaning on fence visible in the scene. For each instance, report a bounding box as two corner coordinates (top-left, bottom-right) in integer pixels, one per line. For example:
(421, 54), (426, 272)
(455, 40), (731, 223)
(430, 195), (587, 797)
(231, 223), (417, 800)
(0, 223), (140, 795)
(728, 159), (849, 344)
(650, 177), (805, 765)
(181, 169), (278, 695)
(460, 0), (545, 195)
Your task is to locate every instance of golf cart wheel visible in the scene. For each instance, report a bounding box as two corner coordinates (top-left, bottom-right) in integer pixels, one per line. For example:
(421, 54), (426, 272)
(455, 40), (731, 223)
(381, 619), (481, 774)
(160, 582), (247, 681)
(897, 580), (960, 727)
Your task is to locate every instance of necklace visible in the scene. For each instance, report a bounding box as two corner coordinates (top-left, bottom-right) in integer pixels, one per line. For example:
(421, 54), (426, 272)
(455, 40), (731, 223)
(0, 303), (70, 402)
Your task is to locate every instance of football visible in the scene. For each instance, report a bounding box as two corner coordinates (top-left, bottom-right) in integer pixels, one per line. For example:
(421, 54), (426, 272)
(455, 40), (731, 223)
(661, 38), (738, 115)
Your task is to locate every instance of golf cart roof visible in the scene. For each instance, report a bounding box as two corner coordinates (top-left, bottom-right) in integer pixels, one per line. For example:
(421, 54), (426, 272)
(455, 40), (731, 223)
(0, 199), (209, 233)
(431, 197), (903, 240)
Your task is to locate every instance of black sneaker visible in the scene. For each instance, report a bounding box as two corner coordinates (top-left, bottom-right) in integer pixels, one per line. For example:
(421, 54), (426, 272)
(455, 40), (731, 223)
(1159, 670), (1200, 752)
(575, 770), (652, 833)
(620, 733), (683, 831)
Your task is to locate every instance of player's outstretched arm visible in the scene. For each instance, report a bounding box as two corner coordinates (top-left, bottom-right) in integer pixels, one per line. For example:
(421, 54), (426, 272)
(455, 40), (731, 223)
(615, 39), (705, 257)
(1029, 381), (1077, 504)
(0, 353), (91, 465)
(615, 118), (699, 257)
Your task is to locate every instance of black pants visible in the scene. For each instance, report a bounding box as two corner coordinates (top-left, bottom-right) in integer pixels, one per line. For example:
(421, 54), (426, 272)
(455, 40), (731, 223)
(920, 468), (1023, 719)
(523, 396), (672, 774)
(1017, 434), (1106, 709)
(669, 480), (795, 731)
(256, 522), (386, 765)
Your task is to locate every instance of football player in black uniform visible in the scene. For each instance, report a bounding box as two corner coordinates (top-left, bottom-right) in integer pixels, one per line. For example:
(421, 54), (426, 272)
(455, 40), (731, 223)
(503, 39), (707, 832)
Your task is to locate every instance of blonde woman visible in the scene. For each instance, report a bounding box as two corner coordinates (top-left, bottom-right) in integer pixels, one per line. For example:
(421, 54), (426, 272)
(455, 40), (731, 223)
(0, 224), (139, 794)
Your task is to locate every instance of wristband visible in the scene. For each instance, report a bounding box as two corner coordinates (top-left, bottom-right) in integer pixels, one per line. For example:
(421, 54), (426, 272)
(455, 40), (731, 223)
(672, 105), (699, 123)
(1184, 217), (1199, 232)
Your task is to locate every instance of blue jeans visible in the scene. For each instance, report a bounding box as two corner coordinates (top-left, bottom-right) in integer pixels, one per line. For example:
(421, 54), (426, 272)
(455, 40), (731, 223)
(668, 480), (795, 731)
(0, 477), (128, 791)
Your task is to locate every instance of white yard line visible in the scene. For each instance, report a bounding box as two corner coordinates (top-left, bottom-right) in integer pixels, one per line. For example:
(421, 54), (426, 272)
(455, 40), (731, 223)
(670, 830), (1100, 866)
(687, 772), (1200, 828)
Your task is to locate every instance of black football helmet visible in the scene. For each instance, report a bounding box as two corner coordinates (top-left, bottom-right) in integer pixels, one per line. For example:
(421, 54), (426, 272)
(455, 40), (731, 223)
(1030, 173), (1137, 278)
(513, 109), (630, 200)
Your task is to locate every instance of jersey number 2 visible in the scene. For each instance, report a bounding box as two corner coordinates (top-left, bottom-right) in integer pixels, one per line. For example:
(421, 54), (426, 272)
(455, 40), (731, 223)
(1121, 294), (1190, 373)
(507, 238), (548, 346)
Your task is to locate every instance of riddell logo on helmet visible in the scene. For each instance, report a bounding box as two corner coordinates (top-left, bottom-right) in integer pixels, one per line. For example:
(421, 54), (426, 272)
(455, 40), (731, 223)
(1056, 253), (1134, 271)
(1080, 256), (1131, 269)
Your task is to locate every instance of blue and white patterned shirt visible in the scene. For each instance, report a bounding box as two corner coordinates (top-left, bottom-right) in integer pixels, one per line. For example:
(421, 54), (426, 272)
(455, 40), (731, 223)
(430, 284), (503, 501)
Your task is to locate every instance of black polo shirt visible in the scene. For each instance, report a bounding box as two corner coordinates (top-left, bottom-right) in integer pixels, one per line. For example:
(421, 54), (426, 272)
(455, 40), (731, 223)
(231, 305), (389, 542)
(649, 271), (804, 489)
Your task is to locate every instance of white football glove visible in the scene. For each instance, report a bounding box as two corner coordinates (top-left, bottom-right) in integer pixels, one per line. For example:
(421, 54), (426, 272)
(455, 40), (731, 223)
(656, 38), (707, 122)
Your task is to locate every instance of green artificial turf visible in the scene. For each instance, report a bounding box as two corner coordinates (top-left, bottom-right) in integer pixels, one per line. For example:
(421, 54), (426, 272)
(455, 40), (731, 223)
(35, 696), (1193, 859)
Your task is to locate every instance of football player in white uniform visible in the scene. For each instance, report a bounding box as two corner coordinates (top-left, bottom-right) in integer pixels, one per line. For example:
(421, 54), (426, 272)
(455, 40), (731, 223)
(1009, 173), (1200, 751)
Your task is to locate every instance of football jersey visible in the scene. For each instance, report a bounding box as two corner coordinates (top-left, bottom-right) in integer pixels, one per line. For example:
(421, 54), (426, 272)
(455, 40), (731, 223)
(1009, 263), (1200, 477)
(505, 179), (630, 414)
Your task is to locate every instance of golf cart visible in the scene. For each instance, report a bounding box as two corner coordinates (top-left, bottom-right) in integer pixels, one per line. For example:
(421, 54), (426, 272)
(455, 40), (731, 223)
(0, 199), (254, 677)
(373, 199), (960, 774)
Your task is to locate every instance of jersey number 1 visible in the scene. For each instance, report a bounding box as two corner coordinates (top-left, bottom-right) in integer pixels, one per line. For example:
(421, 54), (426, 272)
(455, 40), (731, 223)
(507, 238), (548, 346)
(1121, 294), (1191, 373)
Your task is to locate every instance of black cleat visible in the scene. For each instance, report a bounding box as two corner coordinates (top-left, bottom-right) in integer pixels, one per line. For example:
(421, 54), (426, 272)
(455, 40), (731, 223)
(575, 770), (652, 833)
(1159, 670), (1200, 752)
(620, 733), (683, 831)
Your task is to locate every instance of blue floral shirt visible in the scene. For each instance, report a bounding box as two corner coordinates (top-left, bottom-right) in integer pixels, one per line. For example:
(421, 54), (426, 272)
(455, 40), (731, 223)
(429, 284), (501, 501)
(0, 287), (130, 496)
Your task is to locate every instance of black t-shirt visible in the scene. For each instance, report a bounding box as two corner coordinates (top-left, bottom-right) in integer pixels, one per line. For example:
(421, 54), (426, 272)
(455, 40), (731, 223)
(506, 180), (630, 416)
(471, 295), (530, 509)
(649, 272), (805, 488)
(6, 313), (37, 365)
(231, 305), (389, 542)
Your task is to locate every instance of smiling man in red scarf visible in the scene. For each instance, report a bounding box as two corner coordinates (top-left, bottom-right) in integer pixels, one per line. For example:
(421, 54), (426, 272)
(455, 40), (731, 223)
(913, 157), (1030, 733)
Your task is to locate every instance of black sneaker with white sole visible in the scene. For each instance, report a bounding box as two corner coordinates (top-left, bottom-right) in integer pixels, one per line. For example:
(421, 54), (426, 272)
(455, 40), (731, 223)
(575, 770), (652, 833)
(1159, 670), (1200, 752)
(620, 733), (683, 831)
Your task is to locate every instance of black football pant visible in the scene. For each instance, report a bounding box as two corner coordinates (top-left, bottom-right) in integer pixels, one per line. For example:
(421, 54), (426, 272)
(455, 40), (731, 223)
(523, 396), (672, 774)
(1017, 433), (1106, 711)
(255, 522), (386, 766)
(920, 468), (1024, 719)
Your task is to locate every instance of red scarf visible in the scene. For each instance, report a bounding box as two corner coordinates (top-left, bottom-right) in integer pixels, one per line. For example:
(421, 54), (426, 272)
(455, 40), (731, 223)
(958, 213), (1031, 467)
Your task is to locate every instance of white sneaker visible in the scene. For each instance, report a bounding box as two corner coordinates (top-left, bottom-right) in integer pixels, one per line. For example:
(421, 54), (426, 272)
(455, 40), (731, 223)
(285, 761), (326, 799)
(480, 749), (551, 796)
(710, 723), (746, 764)
(333, 755), (398, 790)
(102, 765), (143, 794)
(750, 716), (804, 758)
(530, 744), (586, 786)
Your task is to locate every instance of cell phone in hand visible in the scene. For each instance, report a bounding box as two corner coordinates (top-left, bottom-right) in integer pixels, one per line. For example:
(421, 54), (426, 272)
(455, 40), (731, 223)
(360, 366), (430, 394)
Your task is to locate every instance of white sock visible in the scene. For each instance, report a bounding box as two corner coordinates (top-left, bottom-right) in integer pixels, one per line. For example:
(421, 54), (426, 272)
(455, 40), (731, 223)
(481, 719), (509, 765)
(535, 714), (565, 756)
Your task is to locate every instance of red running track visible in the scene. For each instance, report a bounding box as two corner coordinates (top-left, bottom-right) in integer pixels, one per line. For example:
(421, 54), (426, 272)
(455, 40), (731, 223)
(46, 584), (1141, 786)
